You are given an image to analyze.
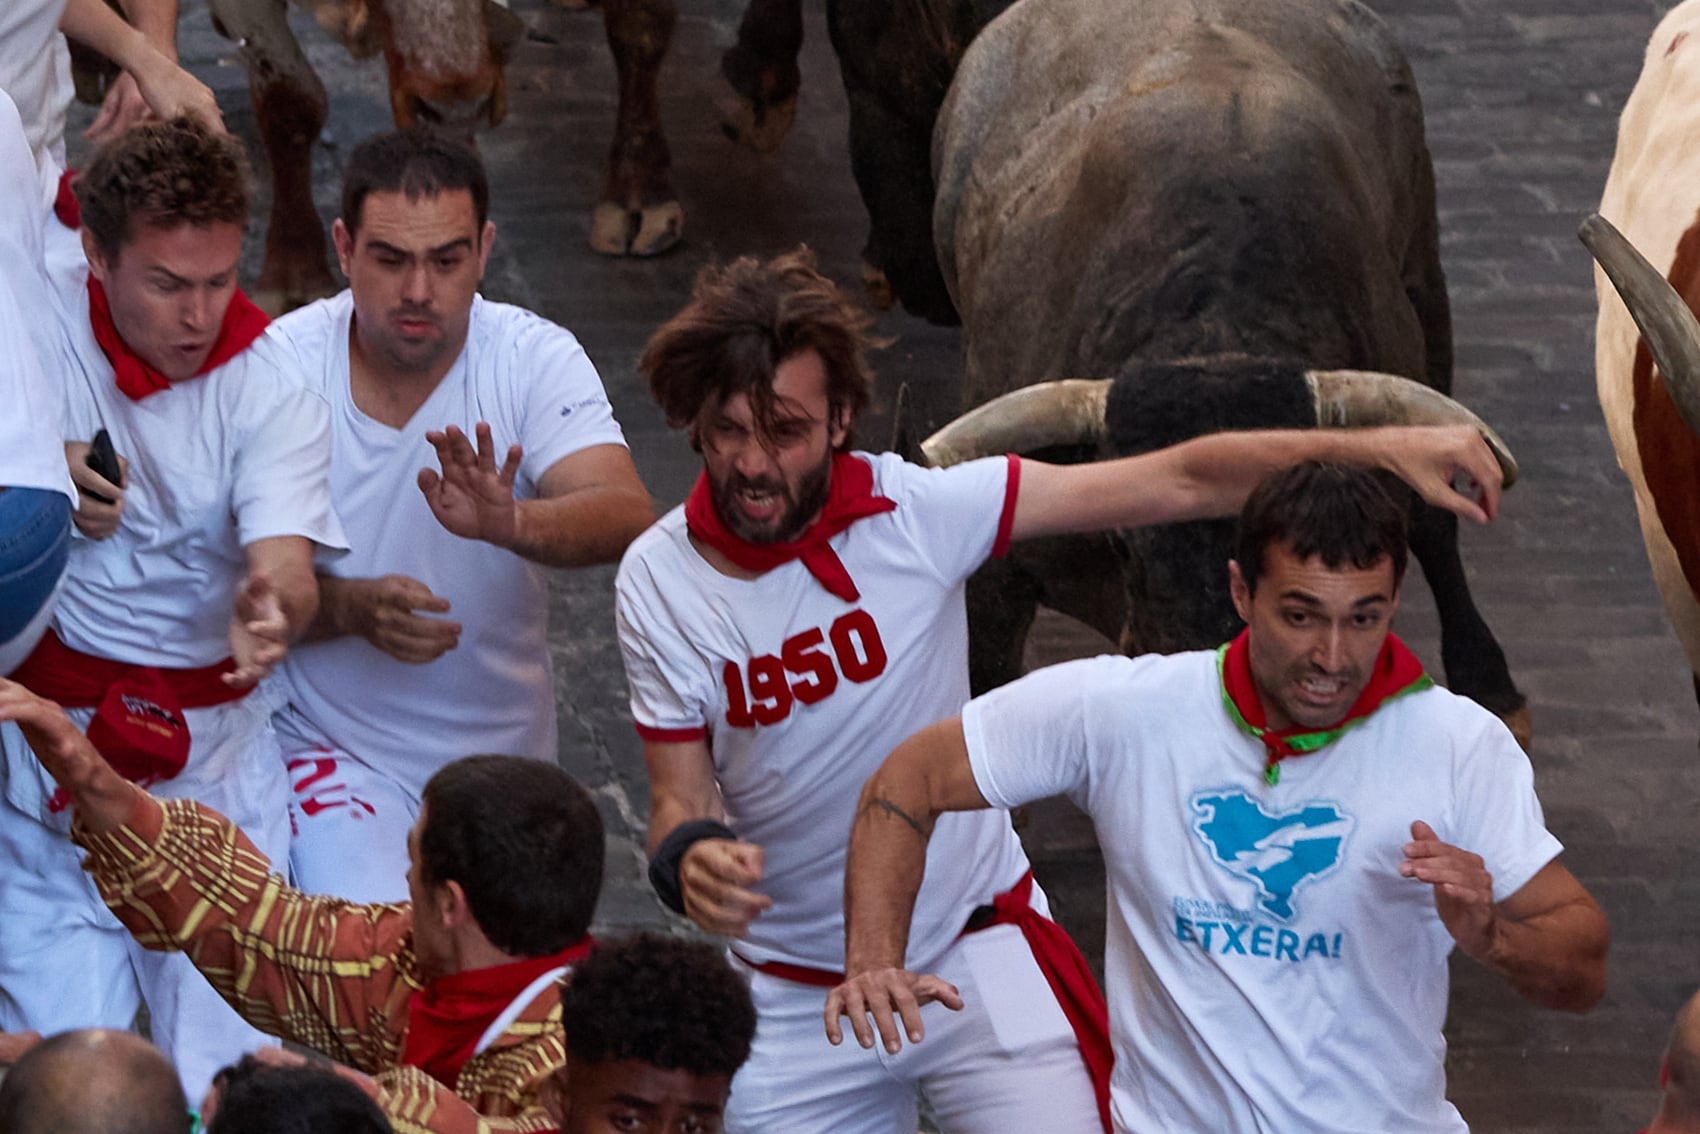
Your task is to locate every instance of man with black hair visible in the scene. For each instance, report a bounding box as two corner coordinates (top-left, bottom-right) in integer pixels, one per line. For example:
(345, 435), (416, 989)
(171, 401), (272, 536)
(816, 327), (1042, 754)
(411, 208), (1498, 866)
(0, 1028), (189, 1134)
(0, 675), (604, 1134)
(545, 933), (756, 1134)
(203, 1054), (395, 1134)
(827, 461), (1610, 1134)
(265, 126), (652, 905)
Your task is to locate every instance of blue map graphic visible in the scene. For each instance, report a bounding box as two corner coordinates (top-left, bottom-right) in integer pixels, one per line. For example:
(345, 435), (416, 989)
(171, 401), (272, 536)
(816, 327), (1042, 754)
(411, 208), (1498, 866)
(1190, 791), (1354, 919)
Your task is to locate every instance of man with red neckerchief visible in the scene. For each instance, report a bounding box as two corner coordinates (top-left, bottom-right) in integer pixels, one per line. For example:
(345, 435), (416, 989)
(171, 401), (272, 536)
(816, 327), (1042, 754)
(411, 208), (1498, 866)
(614, 250), (1522, 1134)
(0, 116), (346, 1099)
(0, 681), (603, 1134)
(830, 461), (1609, 1134)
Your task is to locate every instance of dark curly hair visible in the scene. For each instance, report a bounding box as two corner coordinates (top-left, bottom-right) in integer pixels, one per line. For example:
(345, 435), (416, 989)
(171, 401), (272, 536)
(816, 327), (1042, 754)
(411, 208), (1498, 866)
(419, 756), (604, 957)
(75, 116), (251, 263)
(561, 933), (755, 1077)
(640, 247), (877, 450)
(1234, 461), (1409, 594)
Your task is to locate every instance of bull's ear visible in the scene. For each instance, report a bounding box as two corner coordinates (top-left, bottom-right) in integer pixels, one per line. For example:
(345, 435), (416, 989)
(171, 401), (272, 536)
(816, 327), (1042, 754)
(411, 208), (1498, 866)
(484, 0), (527, 64)
(889, 382), (926, 464)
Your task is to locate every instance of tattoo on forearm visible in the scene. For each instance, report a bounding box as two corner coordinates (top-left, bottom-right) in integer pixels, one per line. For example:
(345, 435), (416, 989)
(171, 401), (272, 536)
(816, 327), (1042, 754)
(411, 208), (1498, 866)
(860, 796), (929, 840)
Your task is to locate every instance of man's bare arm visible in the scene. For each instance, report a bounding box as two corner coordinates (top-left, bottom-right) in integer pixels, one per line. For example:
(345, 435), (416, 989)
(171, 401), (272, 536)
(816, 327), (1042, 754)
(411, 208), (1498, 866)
(1010, 424), (1502, 542)
(825, 718), (991, 1053)
(58, 0), (222, 135)
(1402, 823), (1609, 1012)
(644, 738), (771, 937)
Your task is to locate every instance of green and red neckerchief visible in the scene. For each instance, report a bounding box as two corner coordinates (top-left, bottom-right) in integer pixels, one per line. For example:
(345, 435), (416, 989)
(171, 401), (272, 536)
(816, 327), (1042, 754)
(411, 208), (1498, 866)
(1217, 629), (1432, 786)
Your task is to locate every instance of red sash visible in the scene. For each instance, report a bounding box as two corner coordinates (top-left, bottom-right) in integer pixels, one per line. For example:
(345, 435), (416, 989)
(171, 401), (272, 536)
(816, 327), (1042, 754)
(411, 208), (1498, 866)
(739, 869), (1113, 1133)
(10, 629), (247, 785)
(1219, 629), (1432, 785)
(684, 452), (895, 602)
(402, 936), (594, 1089)
(87, 277), (270, 402)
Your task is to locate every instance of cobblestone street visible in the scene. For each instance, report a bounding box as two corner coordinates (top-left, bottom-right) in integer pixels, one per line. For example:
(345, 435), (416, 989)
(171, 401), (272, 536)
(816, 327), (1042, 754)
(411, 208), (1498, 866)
(97, 0), (1700, 1126)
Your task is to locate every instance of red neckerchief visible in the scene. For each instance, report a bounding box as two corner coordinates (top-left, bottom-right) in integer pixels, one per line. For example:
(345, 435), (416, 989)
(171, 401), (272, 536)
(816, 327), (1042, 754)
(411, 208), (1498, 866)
(55, 169), (80, 228)
(402, 936), (594, 1089)
(87, 276), (271, 402)
(1219, 629), (1432, 786)
(684, 451), (896, 602)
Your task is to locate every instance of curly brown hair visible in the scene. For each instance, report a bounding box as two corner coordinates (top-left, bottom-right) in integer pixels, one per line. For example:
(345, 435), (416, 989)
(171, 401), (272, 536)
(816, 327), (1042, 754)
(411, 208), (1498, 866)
(640, 247), (877, 450)
(75, 116), (251, 263)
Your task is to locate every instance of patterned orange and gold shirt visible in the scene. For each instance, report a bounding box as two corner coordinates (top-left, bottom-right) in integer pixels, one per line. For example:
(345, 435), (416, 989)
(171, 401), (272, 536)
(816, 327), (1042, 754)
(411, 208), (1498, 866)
(74, 797), (562, 1134)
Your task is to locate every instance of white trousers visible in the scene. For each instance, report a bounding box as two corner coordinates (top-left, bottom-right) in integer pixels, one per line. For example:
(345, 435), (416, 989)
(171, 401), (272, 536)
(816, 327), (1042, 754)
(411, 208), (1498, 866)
(726, 920), (1101, 1134)
(280, 741), (415, 905)
(0, 695), (289, 1100)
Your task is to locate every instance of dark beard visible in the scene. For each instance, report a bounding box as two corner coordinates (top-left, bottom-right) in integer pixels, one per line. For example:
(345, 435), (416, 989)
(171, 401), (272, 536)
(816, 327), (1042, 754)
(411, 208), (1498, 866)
(712, 455), (833, 545)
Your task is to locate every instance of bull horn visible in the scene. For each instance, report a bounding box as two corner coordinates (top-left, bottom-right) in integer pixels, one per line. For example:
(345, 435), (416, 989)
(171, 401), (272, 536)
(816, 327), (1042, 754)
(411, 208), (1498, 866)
(1306, 369), (1519, 489)
(1580, 212), (1700, 438)
(920, 379), (1110, 467)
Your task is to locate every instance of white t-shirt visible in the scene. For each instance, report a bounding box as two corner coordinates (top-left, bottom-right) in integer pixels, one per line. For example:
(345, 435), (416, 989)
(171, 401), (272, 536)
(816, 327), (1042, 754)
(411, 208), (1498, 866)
(963, 650), (1564, 1134)
(267, 291), (628, 797)
(46, 259), (347, 667)
(0, 87), (69, 498)
(616, 451), (1031, 972)
(0, 0), (72, 209)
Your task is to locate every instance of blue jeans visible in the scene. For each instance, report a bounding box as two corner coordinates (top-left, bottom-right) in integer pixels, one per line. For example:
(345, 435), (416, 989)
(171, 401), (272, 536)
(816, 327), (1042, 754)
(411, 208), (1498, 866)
(0, 487), (71, 645)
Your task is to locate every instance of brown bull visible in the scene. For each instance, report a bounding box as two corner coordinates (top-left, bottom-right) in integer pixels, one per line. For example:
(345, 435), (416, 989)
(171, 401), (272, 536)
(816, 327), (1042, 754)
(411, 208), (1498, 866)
(1585, 0), (1700, 711)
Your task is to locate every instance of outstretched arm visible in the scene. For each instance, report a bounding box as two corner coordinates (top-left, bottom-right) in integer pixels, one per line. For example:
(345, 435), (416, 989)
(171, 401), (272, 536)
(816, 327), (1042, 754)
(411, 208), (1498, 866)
(824, 719), (990, 1053)
(1010, 424), (1502, 542)
(0, 680), (151, 837)
(59, 0), (223, 136)
(1401, 821), (1608, 1012)
(419, 425), (654, 567)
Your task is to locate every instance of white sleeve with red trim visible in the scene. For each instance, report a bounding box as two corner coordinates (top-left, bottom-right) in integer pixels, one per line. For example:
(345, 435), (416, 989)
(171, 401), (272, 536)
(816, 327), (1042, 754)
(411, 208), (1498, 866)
(871, 452), (1021, 586)
(614, 527), (715, 743)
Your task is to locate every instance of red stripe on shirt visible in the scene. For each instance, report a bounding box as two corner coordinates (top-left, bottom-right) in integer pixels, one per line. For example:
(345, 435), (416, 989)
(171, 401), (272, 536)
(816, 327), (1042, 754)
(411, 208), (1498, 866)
(633, 722), (708, 743)
(990, 453), (1022, 559)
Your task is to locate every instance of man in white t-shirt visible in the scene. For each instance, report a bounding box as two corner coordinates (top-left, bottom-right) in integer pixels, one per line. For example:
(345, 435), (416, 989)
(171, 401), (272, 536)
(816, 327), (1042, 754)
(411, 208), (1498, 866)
(267, 128), (653, 904)
(614, 249), (1518, 1134)
(828, 461), (1610, 1134)
(0, 115), (346, 1098)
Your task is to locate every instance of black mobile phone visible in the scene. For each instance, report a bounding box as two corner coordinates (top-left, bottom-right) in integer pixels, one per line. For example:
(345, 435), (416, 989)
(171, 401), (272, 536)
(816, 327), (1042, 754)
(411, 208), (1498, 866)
(82, 428), (120, 505)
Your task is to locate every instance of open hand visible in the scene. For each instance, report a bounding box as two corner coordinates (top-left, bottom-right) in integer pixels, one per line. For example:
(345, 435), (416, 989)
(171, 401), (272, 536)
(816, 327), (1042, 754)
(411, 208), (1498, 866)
(824, 967), (964, 1053)
(418, 423), (523, 548)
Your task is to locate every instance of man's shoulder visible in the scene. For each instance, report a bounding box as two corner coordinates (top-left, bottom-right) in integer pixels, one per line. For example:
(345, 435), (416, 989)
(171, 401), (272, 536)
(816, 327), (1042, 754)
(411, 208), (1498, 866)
(616, 505), (691, 589)
(266, 291), (352, 385)
(468, 295), (585, 358)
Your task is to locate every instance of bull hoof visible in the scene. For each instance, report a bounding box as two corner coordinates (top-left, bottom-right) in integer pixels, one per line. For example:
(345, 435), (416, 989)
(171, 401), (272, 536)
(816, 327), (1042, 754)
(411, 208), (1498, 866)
(1499, 702), (1533, 753)
(861, 259), (894, 311)
(589, 200), (683, 257)
(717, 91), (798, 155)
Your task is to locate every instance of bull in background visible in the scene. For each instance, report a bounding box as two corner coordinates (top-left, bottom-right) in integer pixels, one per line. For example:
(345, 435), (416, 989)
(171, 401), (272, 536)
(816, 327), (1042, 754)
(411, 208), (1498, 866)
(917, 0), (1531, 744)
(1584, 0), (1700, 720)
(168, 0), (805, 311)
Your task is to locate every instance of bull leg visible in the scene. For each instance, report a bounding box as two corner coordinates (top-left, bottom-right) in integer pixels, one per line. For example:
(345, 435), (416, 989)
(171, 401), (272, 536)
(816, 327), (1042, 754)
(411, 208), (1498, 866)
(209, 0), (334, 314)
(1408, 501), (1531, 749)
(718, 0), (802, 153)
(966, 560), (1040, 697)
(594, 0), (682, 257)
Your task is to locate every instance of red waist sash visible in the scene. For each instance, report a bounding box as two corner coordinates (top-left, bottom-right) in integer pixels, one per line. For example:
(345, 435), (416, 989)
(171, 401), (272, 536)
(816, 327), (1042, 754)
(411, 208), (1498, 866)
(739, 868), (1113, 1132)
